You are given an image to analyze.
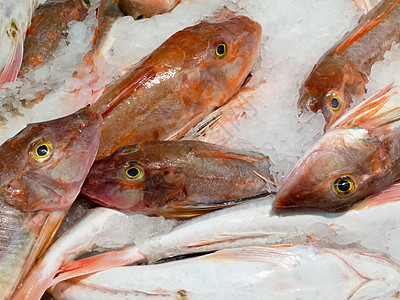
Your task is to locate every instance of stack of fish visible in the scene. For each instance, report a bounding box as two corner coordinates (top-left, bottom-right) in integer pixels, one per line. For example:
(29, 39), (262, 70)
(1, 0), (400, 299)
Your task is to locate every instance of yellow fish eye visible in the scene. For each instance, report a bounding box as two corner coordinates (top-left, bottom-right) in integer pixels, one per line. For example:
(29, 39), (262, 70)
(82, 0), (90, 8)
(333, 176), (355, 195)
(215, 43), (227, 58)
(124, 166), (144, 180)
(325, 91), (342, 111)
(32, 142), (53, 162)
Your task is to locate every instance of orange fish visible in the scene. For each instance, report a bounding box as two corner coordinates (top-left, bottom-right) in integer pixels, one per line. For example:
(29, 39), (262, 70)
(118, 0), (181, 19)
(18, 0), (90, 77)
(275, 85), (400, 212)
(298, 0), (400, 131)
(0, 108), (102, 298)
(81, 140), (273, 218)
(90, 15), (262, 160)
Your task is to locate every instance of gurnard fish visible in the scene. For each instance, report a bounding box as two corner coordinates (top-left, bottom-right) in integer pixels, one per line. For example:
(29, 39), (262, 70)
(16, 191), (400, 298)
(298, 0), (400, 131)
(18, 0), (90, 77)
(81, 140), (274, 218)
(0, 0), (38, 87)
(118, 0), (181, 19)
(0, 107), (101, 299)
(90, 15), (262, 160)
(50, 245), (400, 300)
(275, 85), (400, 211)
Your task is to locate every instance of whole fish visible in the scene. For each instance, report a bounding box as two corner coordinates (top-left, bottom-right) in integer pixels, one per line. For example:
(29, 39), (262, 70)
(50, 245), (400, 300)
(275, 85), (400, 211)
(118, 0), (181, 19)
(22, 188), (400, 296)
(18, 0), (90, 77)
(90, 15), (262, 160)
(81, 140), (274, 218)
(0, 107), (102, 299)
(298, 0), (400, 130)
(0, 0), (38, 87)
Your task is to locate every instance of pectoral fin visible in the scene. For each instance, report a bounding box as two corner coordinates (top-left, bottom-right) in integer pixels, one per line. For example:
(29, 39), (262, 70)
(0, 33), (24, 87)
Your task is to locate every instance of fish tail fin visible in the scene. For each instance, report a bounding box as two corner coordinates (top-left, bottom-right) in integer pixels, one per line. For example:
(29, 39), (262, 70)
(330, 84), (397, 130)
(50, 246), (144, 286)
(0, 34), (24, 87)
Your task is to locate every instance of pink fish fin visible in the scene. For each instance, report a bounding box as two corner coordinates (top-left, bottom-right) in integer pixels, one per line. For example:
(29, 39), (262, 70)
(203, 245), (296, 264)
(90, 67), (157, 116)
(352, 0), (373, 13)
(335, 0), (400, 54)
(0, 35), (24, 87)
(330, 84), (397, 130)
(184, 87), (255, 140)
(50, 246), (144, 287)
(352, 182), (400, 210)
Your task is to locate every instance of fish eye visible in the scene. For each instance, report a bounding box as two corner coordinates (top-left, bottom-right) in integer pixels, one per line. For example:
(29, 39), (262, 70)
(333, 176), (355, 195)
(325, 91), (342, 111)
(124, 166), (144, 180)
(82, 0), (90, 8)
(32, 142), (53, 162)
(215, 43), (227, 58)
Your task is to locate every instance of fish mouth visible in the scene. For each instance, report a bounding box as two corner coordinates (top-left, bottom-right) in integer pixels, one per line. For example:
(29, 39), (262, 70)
(4, 209), (67, 299)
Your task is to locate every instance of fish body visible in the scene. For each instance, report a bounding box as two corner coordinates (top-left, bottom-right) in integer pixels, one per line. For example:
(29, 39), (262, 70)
(0, 108), (102, 299)
(298, 0), (400, 130)
(50, 245), (400, 300)
(0, 0), (38, 86)
(275, 85), (400, 211)
(18, 0), (90, 77)
(90, 16), (262, 159)
(81, 140), (273, 218)
(118, 0), (181, 19)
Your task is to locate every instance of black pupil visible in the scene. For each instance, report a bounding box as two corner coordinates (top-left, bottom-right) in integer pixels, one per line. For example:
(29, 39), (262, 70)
(331, 97), (339, 108)
(37, 145), (48, 157)
(83, 0), (90, 6)
(217, 44), (225, 55)
(336, 179), (350, 192)
(127, 167), (139, 178)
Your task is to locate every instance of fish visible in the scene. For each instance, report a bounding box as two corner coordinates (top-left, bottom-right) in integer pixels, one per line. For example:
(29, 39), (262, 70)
(117, 0), (181, 19)
(0, 107), (102, 299)
(50, 245), (400, 300)
(17, 0), (90, 77)
(22, 187), (400, 295)
(298, 0), (400, 131)
(81, 140), (274, 218)
(0, 0), (38, 87)
(275, 84), (400, 211)
(89, 15), (262, 160)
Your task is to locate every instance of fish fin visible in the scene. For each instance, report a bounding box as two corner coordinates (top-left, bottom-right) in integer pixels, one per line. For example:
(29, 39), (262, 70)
(352, 0), (372, 13)
(330, 84), (397, 130)
(202, 245), (297, 264)
(156, 192), (272, 219)
(90, 67), (157, 116)
(51, 246), (144, 287)
(195, 148), (264, 163)
(0, 34), (24, 87)
(352, 182), (400, 210)
(335, 0), (400, 54)
(184, 87), (255, 141)
(11, 210), (67, 299)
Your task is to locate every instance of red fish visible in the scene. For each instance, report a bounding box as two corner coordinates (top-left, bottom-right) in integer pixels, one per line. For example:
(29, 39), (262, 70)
(0, 108), (102, 298)
(18, 0), (90, 77)
(118, 0), (181, 19)
(298, 0), (400, 131)
(81, 140), (273, 218)
(90, 15), (262, 160)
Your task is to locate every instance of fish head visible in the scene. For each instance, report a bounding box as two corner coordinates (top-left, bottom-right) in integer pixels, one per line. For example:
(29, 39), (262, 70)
(275, 128), (382, 211)
(0, 107), (102, 212)
(82, 144), (147, 211)
(298, 57), (368, 131)
(155, 15), (261, 103)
